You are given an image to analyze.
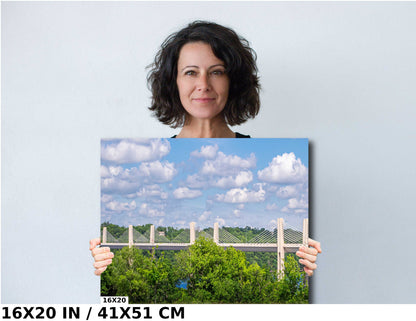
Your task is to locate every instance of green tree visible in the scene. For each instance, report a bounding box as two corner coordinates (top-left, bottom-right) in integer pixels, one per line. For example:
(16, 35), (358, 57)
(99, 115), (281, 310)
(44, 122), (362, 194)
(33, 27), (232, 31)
(101, 238), (308, 304)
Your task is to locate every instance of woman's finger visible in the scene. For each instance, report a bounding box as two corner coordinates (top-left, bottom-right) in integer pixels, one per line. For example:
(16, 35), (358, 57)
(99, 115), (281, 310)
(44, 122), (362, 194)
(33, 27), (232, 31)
(296, 249), (317, 263)
(89, 238), (101, 251)
(91, 246), (111, 257)
(308, 238), (322, 253)
(94, 251), (114, 262)
(304, 267), (313, 276)
(298, 245), (318, 256)
(94, 266), (107, 276)
(94, 259), (113, 269)
(299, 258), (317, 271)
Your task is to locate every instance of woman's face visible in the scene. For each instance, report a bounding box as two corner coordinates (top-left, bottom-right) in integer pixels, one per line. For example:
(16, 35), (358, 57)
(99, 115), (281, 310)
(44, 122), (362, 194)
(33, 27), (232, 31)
(176, 42), (230, 122)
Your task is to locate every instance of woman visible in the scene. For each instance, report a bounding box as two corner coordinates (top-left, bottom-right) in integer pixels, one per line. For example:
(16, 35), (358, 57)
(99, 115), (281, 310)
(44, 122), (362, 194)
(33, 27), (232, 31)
(90, 21), (321, 277)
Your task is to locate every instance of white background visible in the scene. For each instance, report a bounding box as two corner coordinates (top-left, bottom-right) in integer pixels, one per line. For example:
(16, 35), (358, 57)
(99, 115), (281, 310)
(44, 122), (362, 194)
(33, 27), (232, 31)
(2, 1), (416, 303)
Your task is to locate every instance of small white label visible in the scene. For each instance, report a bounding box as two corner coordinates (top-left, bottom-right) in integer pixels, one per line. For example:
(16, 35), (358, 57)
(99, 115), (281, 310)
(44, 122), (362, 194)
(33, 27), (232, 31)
(100, 296), (129, 304)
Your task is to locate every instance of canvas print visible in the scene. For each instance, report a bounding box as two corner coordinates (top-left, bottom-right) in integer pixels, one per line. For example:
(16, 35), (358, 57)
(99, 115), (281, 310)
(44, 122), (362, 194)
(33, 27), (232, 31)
(100, 138), (309, 303)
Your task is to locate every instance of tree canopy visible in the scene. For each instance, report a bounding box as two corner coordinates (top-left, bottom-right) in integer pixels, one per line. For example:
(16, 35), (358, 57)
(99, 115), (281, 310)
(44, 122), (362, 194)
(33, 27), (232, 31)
(101, 238), (308, 304)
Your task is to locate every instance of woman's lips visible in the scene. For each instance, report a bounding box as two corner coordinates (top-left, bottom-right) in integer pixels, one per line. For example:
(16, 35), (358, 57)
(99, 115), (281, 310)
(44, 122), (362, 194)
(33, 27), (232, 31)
(193, 98), (215, 103)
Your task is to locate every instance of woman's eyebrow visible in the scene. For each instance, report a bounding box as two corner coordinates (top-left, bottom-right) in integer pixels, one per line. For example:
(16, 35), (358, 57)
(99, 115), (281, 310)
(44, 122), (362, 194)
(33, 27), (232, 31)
(180, 65), (199, 71)
(209, 64), (225, 69)
(180, 64), (225, 72)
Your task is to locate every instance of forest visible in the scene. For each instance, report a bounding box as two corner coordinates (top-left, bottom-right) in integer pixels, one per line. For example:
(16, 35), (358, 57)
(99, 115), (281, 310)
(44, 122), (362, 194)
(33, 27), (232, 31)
(101, 223), (308, 303)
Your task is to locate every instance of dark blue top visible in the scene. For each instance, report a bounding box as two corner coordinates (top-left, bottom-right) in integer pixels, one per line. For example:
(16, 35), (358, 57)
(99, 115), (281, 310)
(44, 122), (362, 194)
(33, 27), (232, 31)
(171, 132), (250, 138)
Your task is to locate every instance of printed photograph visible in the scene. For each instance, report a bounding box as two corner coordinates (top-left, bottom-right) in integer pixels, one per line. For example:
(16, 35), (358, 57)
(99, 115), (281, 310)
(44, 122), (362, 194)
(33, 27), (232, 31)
(100, 138), (309, 303)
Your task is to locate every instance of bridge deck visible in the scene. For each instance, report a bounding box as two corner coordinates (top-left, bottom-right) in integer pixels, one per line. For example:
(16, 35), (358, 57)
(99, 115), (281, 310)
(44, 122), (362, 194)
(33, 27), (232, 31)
(102, 242), (301, 253)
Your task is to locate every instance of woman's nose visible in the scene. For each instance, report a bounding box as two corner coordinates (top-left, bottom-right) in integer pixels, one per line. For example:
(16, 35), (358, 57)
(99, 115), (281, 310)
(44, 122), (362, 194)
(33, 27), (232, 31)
(196, 74), (210, 91)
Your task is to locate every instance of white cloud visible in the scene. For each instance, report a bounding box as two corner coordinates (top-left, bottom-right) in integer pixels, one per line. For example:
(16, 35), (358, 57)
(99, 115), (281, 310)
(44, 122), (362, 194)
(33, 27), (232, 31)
(198, 211), (212, 222)
(190, 144), (218, 159)
(185, 173), (205, 189)
(101, 194), (113, 203)
(257, 152), (307, 184)
(185, 150), (256, 190)
(139, 203), (165, 217)
(215, 217), (226, 227)
(101, 176), (139, 194)
(287, 198), (308, 209)
(233, 209), (241, 217)
(216, 185), (266, 203)
(281, 197), (308, 214)
(101, 161), (176, 194)
(173, 220), (187, 228)
(138, 161), (177, 183)
(212, 171), (253, 188)
(136, 185), (168, 199)
(101, 138), (170, 164)
(201, 152), (256, 176)
(186, 170), (253, 189)
(173, 187), (203, 199)
(266, 203), (279, 211)
(276, 185), (299, 199)
(105, 200), (136, 212)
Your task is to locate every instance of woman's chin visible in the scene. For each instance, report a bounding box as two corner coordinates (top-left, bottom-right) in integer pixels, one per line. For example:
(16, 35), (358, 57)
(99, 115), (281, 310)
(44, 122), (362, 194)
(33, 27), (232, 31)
(186, 110), (224, 123)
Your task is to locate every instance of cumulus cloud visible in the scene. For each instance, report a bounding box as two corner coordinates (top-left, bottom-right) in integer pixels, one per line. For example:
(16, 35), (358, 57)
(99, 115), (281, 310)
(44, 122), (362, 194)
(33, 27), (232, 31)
(281, 197), (308, 214)
(275, 185), (299, 199)
(233, 209), (241, 217)
(212, 171), (253, 189)
(191, 144), (218, 159)
(173, 220), (187, 228)
(186, 170), (253, 189)
(201, 152), (256, 176)
(138, 161), (177, 183)
(173, 187), (203, 199)
(101, 161), (176, 194)
(266, 203), (279, 211)
(185, 173), (206, 189)
(257, 152), (307, 184)
(101, 139), (170, 164)
(215, 217), (226, 227)
(139, 203), (165, 217)
(136, 185), (168, 200)
(101, 194), (113, 203)
(184, 150), (256, 190)
(216, 185), (266, 203)
(101, 176), (140, 194)
(198, 211), (212, 222)
(105, 200), (136, 213)
(101, 165), (124, 178)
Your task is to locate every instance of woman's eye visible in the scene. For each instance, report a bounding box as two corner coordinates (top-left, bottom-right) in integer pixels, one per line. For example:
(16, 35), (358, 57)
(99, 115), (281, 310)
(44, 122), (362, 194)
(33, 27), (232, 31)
(185, 70), (196, 76)
(211, 70), (225, 75)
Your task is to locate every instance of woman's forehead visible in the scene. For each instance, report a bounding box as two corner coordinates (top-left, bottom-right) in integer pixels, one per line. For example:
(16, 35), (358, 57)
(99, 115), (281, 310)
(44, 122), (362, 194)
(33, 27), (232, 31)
(177, 42), (224, 68)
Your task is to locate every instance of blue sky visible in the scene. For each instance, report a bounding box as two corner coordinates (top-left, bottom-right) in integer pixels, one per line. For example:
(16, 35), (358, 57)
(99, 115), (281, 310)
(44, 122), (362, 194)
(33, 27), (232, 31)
(101, 138), (308, 230)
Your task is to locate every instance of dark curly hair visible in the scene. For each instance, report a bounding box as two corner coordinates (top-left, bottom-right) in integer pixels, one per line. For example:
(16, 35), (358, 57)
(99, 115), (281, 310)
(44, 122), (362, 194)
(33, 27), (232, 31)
(147, 21), (260, 128)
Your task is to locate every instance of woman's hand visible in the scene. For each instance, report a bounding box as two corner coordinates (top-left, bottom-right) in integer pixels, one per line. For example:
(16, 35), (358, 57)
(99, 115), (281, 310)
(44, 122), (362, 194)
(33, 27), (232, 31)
(90, 238), (114, 276)
(296, 238), (322, 276)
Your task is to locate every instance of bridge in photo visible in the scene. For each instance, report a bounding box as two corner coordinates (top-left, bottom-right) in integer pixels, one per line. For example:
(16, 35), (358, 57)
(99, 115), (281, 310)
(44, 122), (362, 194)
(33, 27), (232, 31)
(101, 218), (308, 274)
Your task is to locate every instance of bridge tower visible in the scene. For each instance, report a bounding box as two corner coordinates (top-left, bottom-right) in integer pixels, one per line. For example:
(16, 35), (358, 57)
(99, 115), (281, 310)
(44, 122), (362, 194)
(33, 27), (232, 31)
(190, 222), (196, 244)
(150, 225), (155, 244)
(277, 218), (285, 277)
(213, 222), (219, 244)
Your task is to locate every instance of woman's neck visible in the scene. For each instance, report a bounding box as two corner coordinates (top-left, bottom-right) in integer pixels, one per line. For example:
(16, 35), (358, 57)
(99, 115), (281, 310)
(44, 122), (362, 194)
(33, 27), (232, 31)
(176, 116), (235, 138)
